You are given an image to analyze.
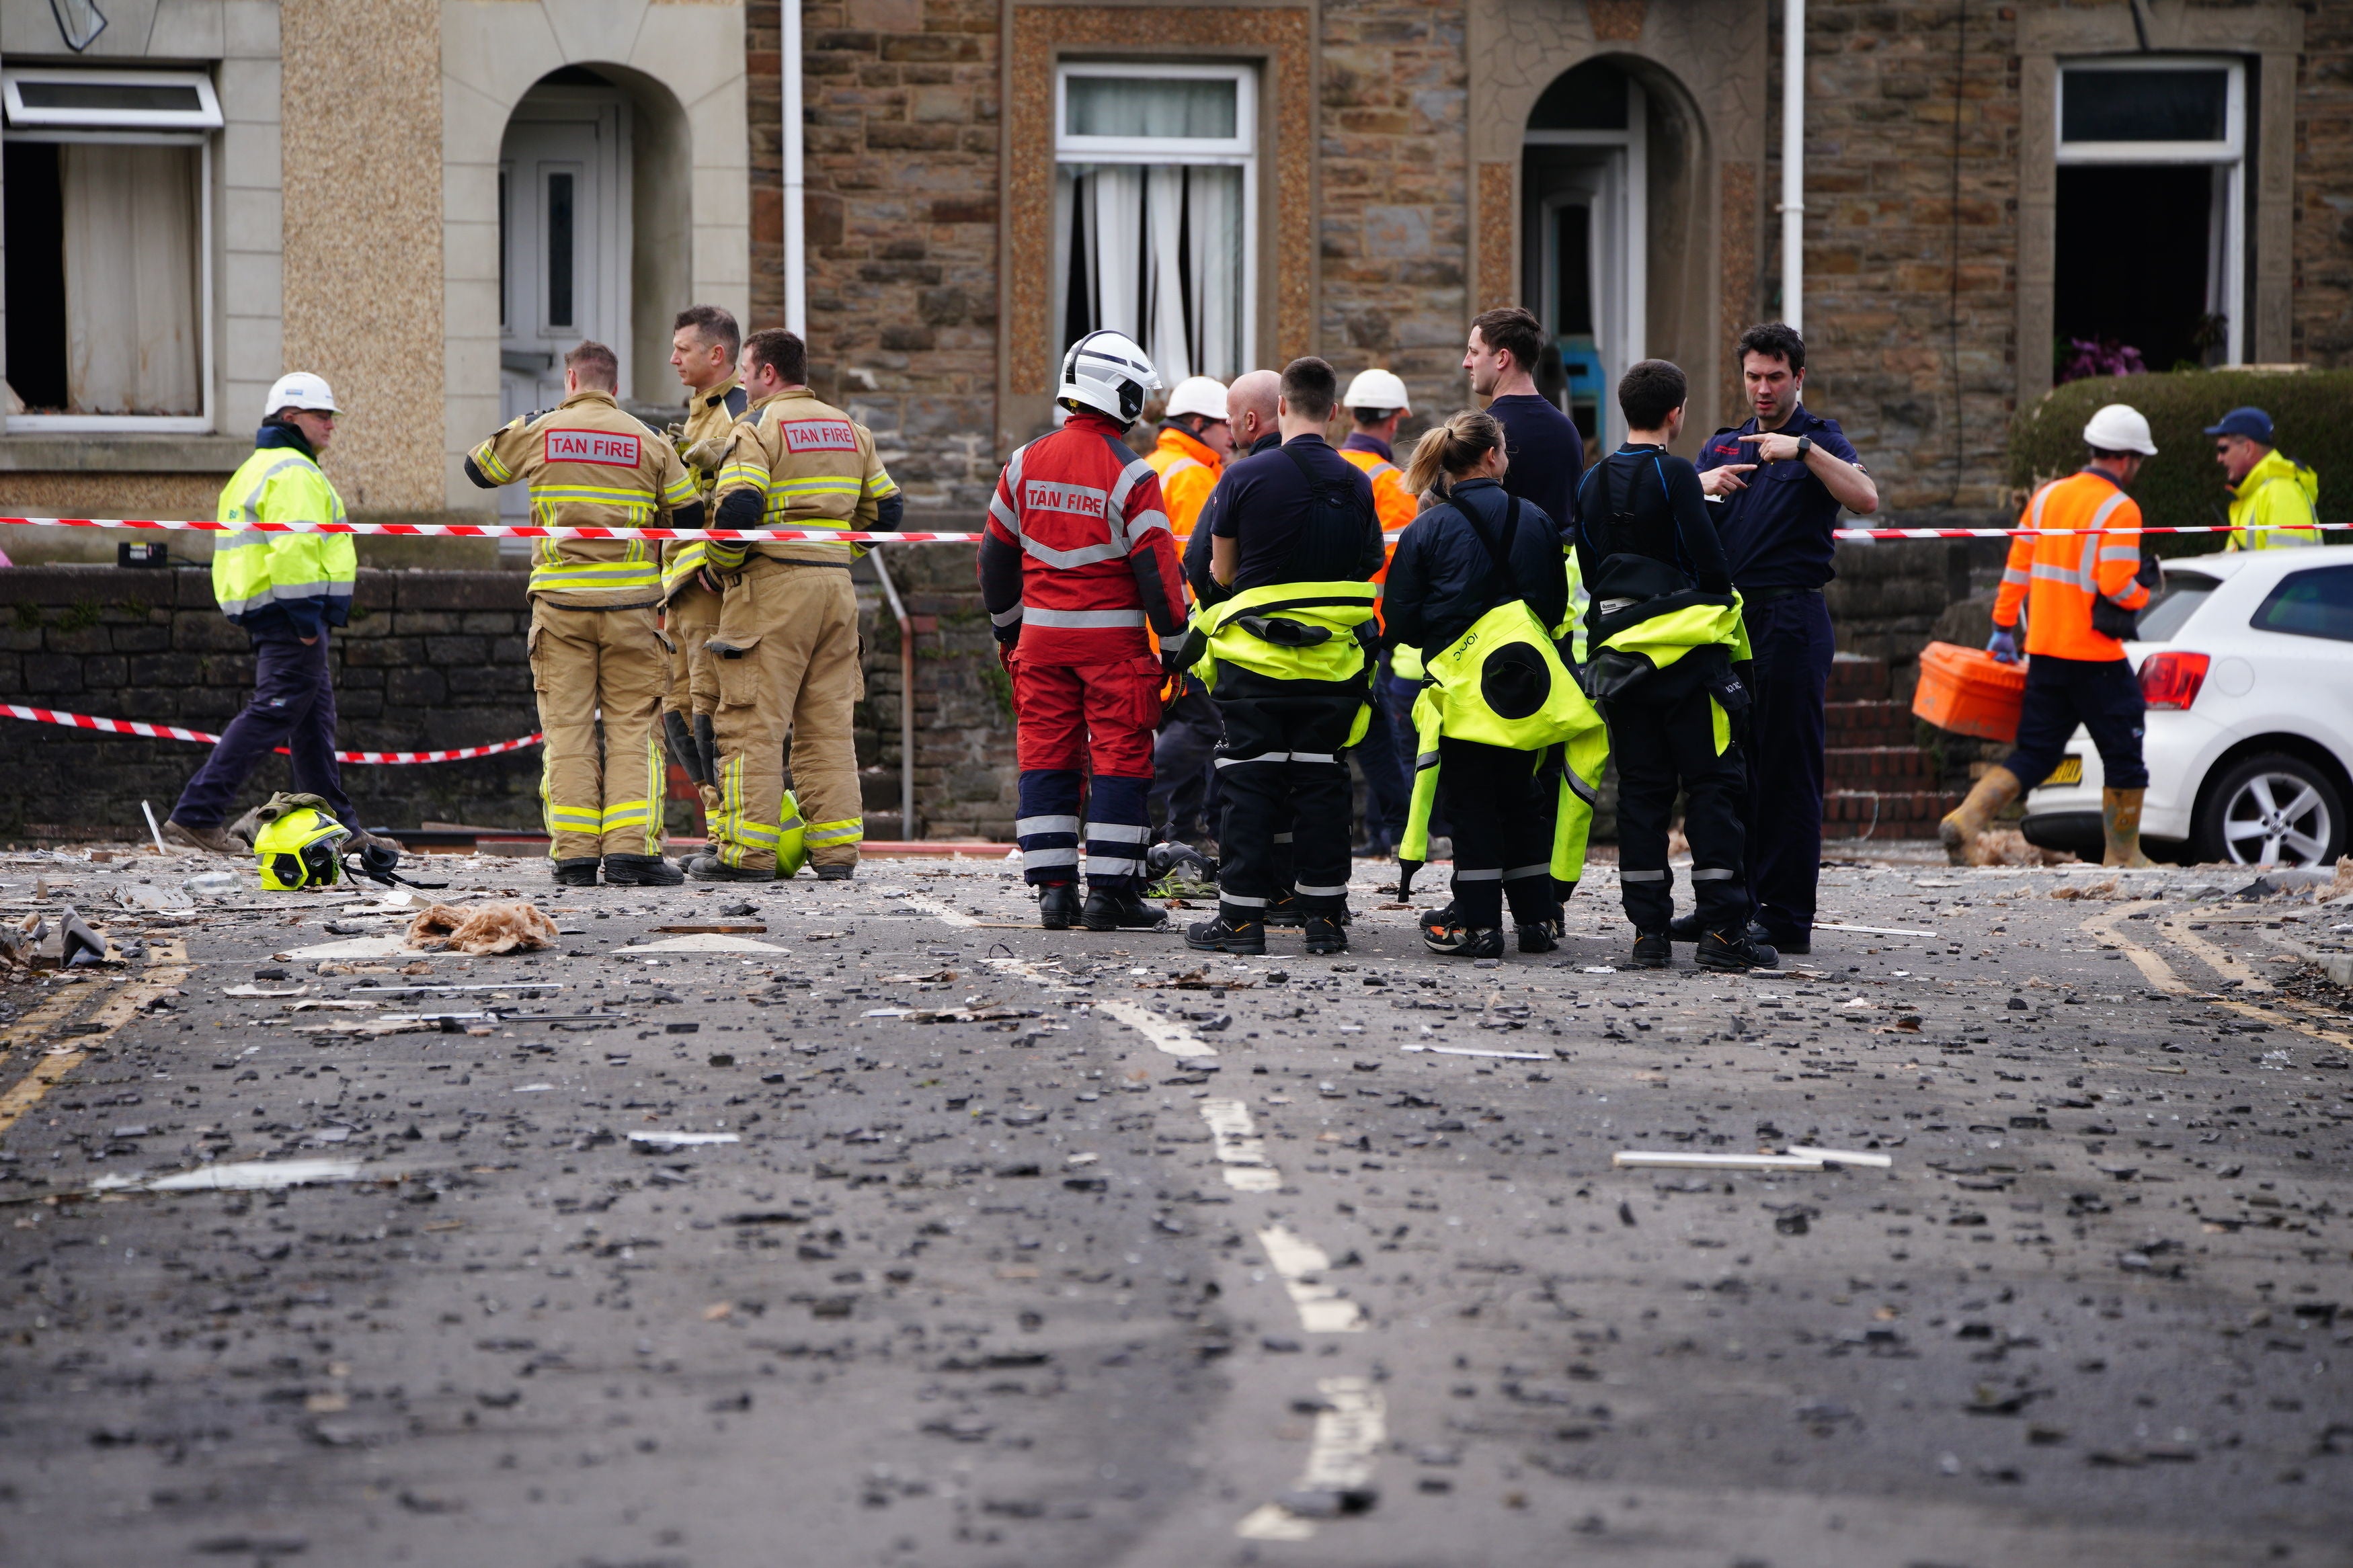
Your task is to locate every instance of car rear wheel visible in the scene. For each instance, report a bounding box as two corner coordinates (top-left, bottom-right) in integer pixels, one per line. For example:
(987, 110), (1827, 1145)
(2192, 753), (2347, 867)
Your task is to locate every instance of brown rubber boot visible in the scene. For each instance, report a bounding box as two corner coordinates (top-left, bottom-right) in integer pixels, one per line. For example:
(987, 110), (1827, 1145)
(2102, 786), (2155, 868)
(163, 819), (241, 857)
(1937, 766), (2022, 866)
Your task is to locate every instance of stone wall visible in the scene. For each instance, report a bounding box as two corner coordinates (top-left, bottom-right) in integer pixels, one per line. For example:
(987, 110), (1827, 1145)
(2295, 1), (2353, 364)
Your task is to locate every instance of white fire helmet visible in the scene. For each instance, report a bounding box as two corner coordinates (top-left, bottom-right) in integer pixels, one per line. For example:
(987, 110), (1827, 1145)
(1164, 376), (1230, 423)
(1058, 331), (1161, 425)
(2081, 403), (2157, 456)
(264, 372), (339, 419)
(1343, 368), (1411, 416)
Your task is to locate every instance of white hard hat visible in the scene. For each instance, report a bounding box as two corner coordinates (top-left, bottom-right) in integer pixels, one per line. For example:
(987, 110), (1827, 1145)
(2082, 402), (2157, 456)
(264, 372), (338, 419)
(1164, 376), (1229, 422)
(1343, 368), (1411, 415)
(1058, 330), (1161, 425)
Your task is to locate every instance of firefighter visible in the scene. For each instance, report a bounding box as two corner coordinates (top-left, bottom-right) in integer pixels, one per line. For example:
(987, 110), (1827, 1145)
(2209, 406), (2321, 550)
(465, 341), (701, 887)
(1574, 360), (1776, 972)
(1384, 409), (1606, 959)
(1178, 357), (1385, 957)
(688, 328), (900, 882)
(1940, 403), (2159, 869)
(982, 330), (1189, 932)
(1145, 376), (1231, 538)
(1338, 367), (1422, 856)
(661, 304), (749, 804)
(165, 373), (388, 858)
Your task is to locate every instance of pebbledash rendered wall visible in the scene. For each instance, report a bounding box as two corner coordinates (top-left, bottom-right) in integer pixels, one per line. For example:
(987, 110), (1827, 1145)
(0, 561), (1019, 844)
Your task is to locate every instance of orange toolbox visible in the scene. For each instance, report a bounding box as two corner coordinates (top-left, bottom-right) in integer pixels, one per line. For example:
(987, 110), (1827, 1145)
(1910, 640), (2028, 742)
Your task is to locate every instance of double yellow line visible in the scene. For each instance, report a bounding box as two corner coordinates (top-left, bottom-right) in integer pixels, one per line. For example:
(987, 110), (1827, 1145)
(0, 938), (192, 1139)
(2081, 901), (2353, 1054)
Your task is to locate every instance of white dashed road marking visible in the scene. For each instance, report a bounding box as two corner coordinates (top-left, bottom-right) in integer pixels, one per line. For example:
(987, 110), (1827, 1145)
(1257, 1224), (1365, 1333)
(1094, 998), (1215, 1059)
(1234, 1376), (1386, 1540)
(1197, 1098), (1280, 1191)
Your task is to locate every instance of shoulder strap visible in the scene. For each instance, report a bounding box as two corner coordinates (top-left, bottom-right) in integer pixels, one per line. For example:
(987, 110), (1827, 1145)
(1455, 492), (1523, 605)
(1279, 440), (1330, 508)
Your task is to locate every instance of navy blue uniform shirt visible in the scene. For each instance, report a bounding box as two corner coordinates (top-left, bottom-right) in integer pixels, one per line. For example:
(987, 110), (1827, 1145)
(1695, 403), (1862, 592)
(1185, 434), (1383, 601)
(1486, 393), (1585, 536)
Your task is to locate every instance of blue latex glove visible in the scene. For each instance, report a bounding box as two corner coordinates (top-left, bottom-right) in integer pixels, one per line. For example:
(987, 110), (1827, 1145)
(1986, 626), (2020, 665)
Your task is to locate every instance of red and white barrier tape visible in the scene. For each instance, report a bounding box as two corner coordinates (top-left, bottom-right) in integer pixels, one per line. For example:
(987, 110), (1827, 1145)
(0, 513), (2347, 543)
(1, 702), (541, 765)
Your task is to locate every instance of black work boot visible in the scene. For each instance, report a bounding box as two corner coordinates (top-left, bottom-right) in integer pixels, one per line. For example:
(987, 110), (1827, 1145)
(664, 710), (706, 787)
(811, 863), (852, 882)
(604, 853), (684, 887)
(1038, 883), (1081, 931)
(1185, 913), (1267, 956)
(1630, 930), (1672, 968)
(1667, 911), (1704, 943)
(1303, 913), (1349, 955)
(552, 857), (601, 888)
(1263, 893), (1304, 928)
(1697, 927), (1780, 972)
(1423, 917), (1502, 958)
(1082, 887), (1168, 932)
(1515, 919), (1562, 954)
(685, 854), (770, 882)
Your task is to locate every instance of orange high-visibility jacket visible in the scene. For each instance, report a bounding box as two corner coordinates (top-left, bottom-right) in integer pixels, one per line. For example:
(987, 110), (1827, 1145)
(1992, 468), (2151, 662)
(1145, 425), (1223, 540)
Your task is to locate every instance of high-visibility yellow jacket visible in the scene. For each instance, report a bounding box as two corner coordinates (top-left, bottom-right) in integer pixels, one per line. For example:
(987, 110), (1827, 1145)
(1993, 468), (2149, 661)
(211, 431), (356, 639)
(2226, 448), (2321, 550)
(709, 387), (898, 569)
(662, 378), (752, 596)
(468, 389), (696, 607)
(1146, 425), (1222, 540)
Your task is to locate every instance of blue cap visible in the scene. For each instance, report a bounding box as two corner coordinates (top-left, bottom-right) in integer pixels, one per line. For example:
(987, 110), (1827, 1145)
(2203, 407), (2274, 442)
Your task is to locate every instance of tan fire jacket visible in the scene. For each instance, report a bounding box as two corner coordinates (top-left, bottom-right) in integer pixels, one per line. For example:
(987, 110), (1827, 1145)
(469, 389), (698, 607)
(664, 378), (752, 596)
(709, 387), (898, 570)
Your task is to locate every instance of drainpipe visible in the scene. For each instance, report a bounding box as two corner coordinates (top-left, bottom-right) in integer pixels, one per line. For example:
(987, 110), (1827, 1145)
(783, 0), (807, 336)
(1780, 0), (1806, 333)
(868, 549), (917, 840)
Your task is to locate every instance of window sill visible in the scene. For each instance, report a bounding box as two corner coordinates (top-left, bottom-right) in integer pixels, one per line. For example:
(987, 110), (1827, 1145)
(0, 431), (250, 473)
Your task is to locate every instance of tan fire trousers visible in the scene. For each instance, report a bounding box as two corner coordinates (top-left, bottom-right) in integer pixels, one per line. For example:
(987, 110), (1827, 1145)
(530, 600), (670, 862)
(707, 558), (865, 872)
(663, 579), (723, 718)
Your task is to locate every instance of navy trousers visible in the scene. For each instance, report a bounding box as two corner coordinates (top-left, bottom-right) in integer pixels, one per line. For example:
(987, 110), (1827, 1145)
(1150, 679), (1222, 842)
(2002, 654), (2147, 790)
(1353, 684), (1408, 850)
(1740, 591), (1833, 942)
(172, 632), (352, 829)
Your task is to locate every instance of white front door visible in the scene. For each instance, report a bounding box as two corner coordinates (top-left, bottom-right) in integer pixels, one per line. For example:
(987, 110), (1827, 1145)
(498, 93), (631, 524)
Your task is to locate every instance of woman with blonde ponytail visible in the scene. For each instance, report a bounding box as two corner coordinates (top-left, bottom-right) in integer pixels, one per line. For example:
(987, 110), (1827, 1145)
(1384, 411), (1578, 958)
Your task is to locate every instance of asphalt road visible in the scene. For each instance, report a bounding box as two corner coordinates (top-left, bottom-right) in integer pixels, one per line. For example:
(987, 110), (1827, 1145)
(1, 845), (2348, 1568)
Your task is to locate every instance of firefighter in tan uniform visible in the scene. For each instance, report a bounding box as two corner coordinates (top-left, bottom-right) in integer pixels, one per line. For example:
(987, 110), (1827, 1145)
(660, 304), (750, 804)
(465, 341), (702, 888)
(688, 327), (901, 882)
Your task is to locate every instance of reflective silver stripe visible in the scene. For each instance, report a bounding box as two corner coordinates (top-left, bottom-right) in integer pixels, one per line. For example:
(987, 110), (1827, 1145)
(1271, 832), (1294, 844)
(1016, 815), (1080, 836)
(1021, 846), (1079, 868)
(1999, 567), (2030, 585)
(1219, 891), (1269, 907)
(1107, 454), (1155, 512)
(1217, 751), (1289, 768)
(2030, 563), (2087, 587)
(1415, 751), (1439, 770)
(1085, 821), (1151, 843)
(1085, 854), (1146, 876)
(990, 604), (1024, 626)
(1291, 752), (1338, 765)
(1620, 868), (1668, 882)
(988, 490), (1020, 534)
(1020, 536), (1128, 570)
(1293, 882), (1349, 897)
(1023, 606), (1146, 628)
(1128, 508), (1171, 536)
(1563, 769), (1599, 805)
(1453, 868), (1503, 882)
(1501, 863), (1551, 881)
(1690, 867), (1739, 881)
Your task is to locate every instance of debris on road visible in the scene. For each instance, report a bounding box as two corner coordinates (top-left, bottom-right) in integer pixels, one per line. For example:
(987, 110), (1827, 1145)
(403, 901), (557, 954)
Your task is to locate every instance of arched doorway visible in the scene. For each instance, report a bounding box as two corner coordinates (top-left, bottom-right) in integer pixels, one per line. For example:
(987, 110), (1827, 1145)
(1522, 59), (1644, 451)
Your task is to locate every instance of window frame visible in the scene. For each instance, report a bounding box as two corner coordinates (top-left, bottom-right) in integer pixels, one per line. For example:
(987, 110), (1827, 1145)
(1, 67), (223, 133)
(3, 68), (217, 435)
(2249, 565), (2353, 646)
(1052, 60), (1260, 372)
(2055, 55), (2245, 366)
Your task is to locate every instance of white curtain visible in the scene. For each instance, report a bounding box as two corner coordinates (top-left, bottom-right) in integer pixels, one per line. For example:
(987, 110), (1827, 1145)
(1055, 163), (1244, 382)
(63, 143), (200, 416)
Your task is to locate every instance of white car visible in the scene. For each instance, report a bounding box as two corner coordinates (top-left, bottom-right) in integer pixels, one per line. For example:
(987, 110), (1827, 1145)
(2020, 545), (2353, 866)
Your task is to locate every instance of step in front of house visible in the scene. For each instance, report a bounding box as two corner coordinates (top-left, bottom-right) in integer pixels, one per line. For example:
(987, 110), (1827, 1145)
(1825, 700), (1918, 748)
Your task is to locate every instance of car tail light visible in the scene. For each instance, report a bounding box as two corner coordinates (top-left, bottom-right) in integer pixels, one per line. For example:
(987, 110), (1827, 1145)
(2139, 651), (2210, 710)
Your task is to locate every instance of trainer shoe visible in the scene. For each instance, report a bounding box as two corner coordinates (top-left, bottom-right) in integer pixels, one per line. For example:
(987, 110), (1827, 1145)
(1303, 913), (1349, 955)
(1185, 915), (1267, 956)
(552, 857), (601, 887)
(1038, 883), (1081, 931)
(603, 853), (684, 887)
(685, 854), (770, 882)
(163, 818), (239, 857)
(1423, 918), (1503, 959)
(1082, 888), (1169, 932)
(1696, 927), (1780, 971)
(1630, 930), (1672, 968)
(1515, 919), (1562, 954)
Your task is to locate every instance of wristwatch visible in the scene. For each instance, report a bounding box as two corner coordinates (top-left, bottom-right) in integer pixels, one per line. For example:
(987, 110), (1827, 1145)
(1794, 435), (1813, 461)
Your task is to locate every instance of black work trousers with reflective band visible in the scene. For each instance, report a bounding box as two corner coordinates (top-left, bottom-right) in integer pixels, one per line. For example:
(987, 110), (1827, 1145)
(1440, 737), (1557, 930)
(1212, 665), (1360, 921)
(1606, 686), (1751, 934)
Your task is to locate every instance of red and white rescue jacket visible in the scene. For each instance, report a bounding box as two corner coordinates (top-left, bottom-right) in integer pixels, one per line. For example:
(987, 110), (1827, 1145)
(979, 409), (1188, 665)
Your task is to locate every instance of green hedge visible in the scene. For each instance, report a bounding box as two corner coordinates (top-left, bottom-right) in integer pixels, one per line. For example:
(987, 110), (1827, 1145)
(2008, 370), (2353, 554)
